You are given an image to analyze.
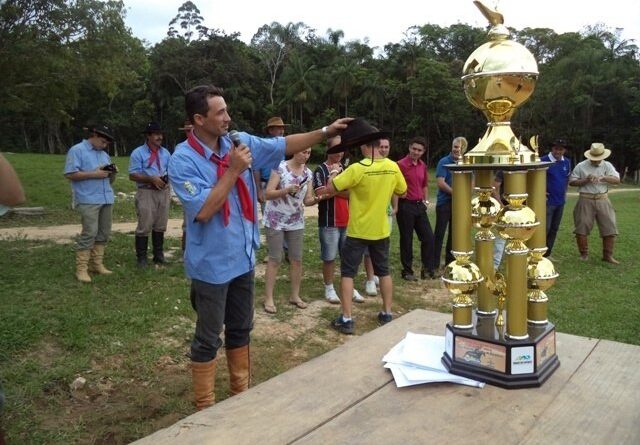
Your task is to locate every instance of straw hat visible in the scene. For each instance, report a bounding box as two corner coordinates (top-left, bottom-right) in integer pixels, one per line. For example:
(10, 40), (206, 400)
(584, 142), (611, 161)
(265, 117), (289, 130)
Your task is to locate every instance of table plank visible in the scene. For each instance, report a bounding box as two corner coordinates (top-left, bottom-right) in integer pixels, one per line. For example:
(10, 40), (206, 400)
(294, 332), (598, 444)
(132, 309), (449, 445)
(519, 339), (640, 445)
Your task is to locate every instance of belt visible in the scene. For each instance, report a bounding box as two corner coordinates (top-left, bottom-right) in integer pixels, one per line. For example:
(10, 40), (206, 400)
(579, 192), (608, 200)
(400, 199), (424, 204)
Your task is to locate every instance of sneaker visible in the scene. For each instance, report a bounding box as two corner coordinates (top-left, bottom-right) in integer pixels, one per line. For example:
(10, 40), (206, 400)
(332, 315), (354, 335)
(374, 275), (380, 287)
(377, 312), (393, 325)
(353, 289), (365, 303)
(365, 280), (377, 296)
(325, 287), (340, 304)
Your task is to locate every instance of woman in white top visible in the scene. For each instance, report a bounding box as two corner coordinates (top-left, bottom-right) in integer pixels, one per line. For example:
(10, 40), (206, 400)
(262, 148), (319, 313)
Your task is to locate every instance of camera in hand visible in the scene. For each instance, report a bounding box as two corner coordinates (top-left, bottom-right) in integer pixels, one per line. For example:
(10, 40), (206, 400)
(101, 163), (117, 172)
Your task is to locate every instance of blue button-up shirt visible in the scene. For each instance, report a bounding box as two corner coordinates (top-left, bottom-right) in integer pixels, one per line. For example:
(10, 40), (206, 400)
(168, 132), (285, 285)
(128, 143), (172, 187)
(64, 140), (114, 205)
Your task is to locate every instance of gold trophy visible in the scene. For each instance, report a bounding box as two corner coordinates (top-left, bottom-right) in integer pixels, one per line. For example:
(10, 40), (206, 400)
(442, 1), (560, 388)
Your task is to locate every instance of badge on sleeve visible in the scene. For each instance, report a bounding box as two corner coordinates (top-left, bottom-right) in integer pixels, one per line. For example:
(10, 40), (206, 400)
(184, 181), (196, 196)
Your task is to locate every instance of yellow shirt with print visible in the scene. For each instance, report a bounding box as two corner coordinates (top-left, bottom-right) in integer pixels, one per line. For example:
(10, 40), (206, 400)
(332, 158), (407, 240)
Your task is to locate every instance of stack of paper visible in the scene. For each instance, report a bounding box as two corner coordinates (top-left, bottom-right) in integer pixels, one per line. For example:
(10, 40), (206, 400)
(382, 331), (485, 388)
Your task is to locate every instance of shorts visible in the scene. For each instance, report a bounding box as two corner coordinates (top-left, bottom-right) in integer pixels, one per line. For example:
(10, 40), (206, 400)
(265, 227), (304, 262)
(340, 236), (390, 278)
(319, 226), (347, 262)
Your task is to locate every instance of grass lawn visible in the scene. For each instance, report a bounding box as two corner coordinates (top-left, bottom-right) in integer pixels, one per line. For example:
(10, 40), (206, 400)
(1, 153), (639, 444)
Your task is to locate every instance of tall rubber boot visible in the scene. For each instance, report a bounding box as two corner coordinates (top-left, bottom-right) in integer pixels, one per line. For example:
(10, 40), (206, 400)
(75, 249), (92, 283)
(135, 235), (148, 267)
(576, 235), (589, 261)
(192, 359), (217, 410)
(226, 345), (250, 395)
(152, 231), (165, 264)
(88, 243), (112, 275)
(602, 236), (620, 264)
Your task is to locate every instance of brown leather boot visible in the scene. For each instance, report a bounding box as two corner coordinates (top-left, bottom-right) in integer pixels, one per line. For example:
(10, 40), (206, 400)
(576, 235), (589, 260)
(88, 243), (112, 275)
(192, 359), (217, 410)
(75, 249), (92, 283)
(602, 236), (620, 265)
(226, 345), (250, 395)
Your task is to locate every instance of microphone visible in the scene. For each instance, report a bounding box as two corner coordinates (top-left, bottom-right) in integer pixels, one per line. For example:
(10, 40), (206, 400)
(229, 130), (242, 147)
(229, 130), (251, 169)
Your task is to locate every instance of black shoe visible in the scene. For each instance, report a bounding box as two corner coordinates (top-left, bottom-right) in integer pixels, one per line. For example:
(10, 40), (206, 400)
(136, 256), (148, 268)
(421, 269), (436, 280)
(151, 231), (166, 264)
(331, 315), (354, 335)
(377, 312), (393, 325)
(402, 273), (418, 282)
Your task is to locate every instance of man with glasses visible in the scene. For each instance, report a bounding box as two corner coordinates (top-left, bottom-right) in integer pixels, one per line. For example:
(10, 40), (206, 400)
(64, 124), (118, 283)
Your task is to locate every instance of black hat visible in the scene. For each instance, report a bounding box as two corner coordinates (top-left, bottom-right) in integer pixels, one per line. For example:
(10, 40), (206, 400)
(326, 118), (390, 154)
(88, 124), (115, 142)
(142, 121), (164, 134)
(552, 138), (568, 148)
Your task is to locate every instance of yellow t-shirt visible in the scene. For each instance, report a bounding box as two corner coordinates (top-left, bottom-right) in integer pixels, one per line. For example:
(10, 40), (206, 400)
(332, 158), (407, 240)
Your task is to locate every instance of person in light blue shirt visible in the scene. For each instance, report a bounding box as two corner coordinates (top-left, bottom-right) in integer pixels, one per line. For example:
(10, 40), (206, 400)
(128, 122), (172, 267)
(64, 124), (118, 283)
(168, 84), (352, 410)
(433, 137), (466, 271)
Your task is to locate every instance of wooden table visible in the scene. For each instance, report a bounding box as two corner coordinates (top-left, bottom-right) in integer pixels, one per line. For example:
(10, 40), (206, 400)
(133, 309), (640, 445)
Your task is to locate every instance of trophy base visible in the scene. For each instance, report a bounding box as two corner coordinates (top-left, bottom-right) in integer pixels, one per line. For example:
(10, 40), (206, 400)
(442, 313), (560, 389)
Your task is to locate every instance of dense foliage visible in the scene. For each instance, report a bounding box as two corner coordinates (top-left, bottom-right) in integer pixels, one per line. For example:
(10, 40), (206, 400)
(1, 0), (639, 171)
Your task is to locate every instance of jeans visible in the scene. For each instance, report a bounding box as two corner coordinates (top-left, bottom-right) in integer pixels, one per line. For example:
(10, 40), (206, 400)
(545, 204), (565, 256)
(189, 272), (254, 362)
(434, 202), (453, 269)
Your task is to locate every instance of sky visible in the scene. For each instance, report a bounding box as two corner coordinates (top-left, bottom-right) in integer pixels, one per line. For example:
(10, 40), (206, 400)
(123, 0), (640, 50)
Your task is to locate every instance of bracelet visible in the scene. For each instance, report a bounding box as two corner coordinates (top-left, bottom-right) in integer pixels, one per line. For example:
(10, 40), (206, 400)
(321, 126), (328, 139)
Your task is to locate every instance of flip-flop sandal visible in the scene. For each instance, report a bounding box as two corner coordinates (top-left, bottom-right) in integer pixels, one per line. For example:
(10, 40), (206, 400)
(289, 300), (308, 309)
(263, 303), (277, 314)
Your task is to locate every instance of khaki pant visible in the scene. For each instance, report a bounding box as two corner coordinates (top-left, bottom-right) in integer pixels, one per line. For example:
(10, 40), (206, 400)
(573, 196), (618, 237)
(134, 188), (170, 236)
(76, 204), (113, 250)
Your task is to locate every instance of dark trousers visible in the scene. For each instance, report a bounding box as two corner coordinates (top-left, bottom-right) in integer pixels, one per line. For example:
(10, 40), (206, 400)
(190, 272), (254, 362)
(434, 202), (453, 269)
(396, 199), (434, 275)
(545, 204), (565, 256)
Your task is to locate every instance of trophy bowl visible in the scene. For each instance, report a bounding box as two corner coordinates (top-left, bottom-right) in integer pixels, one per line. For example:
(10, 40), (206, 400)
(462, 39), (538, 122)
(528, 257), (559, 292)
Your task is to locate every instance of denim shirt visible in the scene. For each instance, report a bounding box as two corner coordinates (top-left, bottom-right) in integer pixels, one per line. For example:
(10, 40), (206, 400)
(64, 140), (114, 205)
(168, 131), (285, 284)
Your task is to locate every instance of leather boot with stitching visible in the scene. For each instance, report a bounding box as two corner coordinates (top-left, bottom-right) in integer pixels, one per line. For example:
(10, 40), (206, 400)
(192, 359), (217, 410)
(226, 345), (250, 396)
(602, 236), (620, 265)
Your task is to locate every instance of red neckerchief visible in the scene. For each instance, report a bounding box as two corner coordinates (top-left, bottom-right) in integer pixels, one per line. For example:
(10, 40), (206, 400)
(187, 131), (255, 226)
(147, 142), (161, 170)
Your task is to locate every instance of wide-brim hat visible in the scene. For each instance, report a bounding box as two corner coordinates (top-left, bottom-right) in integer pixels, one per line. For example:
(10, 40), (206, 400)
(142, 121), (164, 134)
(327, 118), (390, 154)
(88, 124), (114, 142)
(584, 142), (611, 161)
(264, 116), (289, 130)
